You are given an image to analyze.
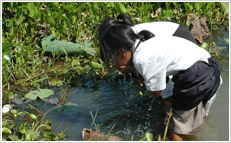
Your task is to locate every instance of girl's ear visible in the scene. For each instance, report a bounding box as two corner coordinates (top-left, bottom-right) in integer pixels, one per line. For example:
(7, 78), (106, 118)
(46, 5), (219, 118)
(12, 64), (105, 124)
(118, 48), (132, 59)
(116, 50), (126, 59)
(122, 49), (133, 59)
(122, 52), (127, 58)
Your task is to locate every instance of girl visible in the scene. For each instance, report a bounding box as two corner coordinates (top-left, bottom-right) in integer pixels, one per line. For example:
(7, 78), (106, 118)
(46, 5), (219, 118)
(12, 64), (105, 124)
(98, 14), (221, 141)
(99, 14), (198, 99)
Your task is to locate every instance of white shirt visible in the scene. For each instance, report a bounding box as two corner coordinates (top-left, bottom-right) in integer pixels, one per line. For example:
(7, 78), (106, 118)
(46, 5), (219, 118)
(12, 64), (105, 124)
(132, 21), (179, 36)
(132, 36), (211, 92)
(132, 22), (180, 98)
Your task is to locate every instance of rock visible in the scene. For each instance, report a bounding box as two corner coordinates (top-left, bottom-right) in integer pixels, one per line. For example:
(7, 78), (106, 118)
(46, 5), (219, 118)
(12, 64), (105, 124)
(2, 104), (12, 114)
(82, 128), (122, 141)
(187, 13), (210, 44)
(12, 97), (24, 105)
(3, 55), (11, 62)
(42, 97), (59, 105)
(107, 135), (123, 141)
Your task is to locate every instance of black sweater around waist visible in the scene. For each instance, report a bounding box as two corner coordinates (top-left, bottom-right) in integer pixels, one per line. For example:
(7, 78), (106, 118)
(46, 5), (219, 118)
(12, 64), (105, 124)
(172, 57), (221, 111)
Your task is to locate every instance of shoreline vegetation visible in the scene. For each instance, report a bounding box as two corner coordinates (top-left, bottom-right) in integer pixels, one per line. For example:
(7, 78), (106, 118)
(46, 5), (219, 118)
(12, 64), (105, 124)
(2, 2), (229, 141)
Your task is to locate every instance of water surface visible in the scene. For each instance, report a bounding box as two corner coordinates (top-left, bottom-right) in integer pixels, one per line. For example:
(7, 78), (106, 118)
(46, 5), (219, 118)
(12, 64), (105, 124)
(23, 27), (229, 141)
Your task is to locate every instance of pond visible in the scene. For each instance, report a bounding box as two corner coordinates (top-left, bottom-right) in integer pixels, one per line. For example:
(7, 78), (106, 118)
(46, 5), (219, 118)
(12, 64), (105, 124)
(15, 27), (229, 141)
(185, 27), (229, 141)
(23, 76), (168, 141)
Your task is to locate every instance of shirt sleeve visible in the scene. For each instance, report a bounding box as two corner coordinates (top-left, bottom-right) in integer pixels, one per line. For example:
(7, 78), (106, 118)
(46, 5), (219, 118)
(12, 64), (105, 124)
(134, 59), (167, 91)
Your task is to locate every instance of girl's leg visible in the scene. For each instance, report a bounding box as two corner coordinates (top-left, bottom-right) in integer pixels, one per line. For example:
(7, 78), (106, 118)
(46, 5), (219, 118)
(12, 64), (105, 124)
(171, 132), (184, 141)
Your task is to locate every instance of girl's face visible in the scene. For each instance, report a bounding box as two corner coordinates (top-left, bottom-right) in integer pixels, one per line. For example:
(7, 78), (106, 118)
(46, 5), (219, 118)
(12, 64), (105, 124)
(113, 49), (135, 74)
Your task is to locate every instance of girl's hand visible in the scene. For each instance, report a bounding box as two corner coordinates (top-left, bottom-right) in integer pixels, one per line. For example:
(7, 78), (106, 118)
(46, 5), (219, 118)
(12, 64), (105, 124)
(137, 78), (145, 89)
(150, 90), (163, 96)
(131, 74), (146, 89)
(139, 81), (145, 88)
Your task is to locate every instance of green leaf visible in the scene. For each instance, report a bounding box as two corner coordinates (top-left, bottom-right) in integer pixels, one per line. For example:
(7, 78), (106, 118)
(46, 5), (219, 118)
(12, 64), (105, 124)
(50, 79), (63, 87)
(201, 42), (209, 49)
(2, 34), (4, 44)
(43, 128), (55, 140)
(62, 15), (71, 28)
(199, 2), (206, 9)
(50, 2), (60, 10)
(194, 3), (200, 12)
(25, 89), (54, 100)
(9, 18), (14, 36)
(16, 15), (24, 25)
(29, 113), (37, 121)
(172, 2), (179, 9)
(8, 92), (18, 100)
(19, 123), (27, 134)
(76, 3), (86, 13)
(8, 134), (19, 141)
(27, 3), (35, 17)
(2, 127), (12, 135)
(47, 16), (55, 26)
(145, 132), (153, 141)
(11, 109), (17, 115)
(25, 129), (40, 141)
(142, 16), (150, 23)
(184, 3), (193, 14)
(221, 2), (229, 14)
(57, 132), (66, 140)
(224, 38), (229, 44)
(206, 2), (215, 11)
(91, 61), (102, 70)
(2, 120), (7, 127)
(69, 3), (77, 13)
(115, 2), (126, 13)
(71, 59), (81, 67)
(140, 137), (146, 141)
(165, 2), (170, 10)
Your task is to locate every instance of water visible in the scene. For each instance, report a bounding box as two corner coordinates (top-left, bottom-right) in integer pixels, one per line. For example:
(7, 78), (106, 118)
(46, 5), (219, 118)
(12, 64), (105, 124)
(17, 27), (229, 141)
(41, 79), (168, 141)
(186, 27), (229, 141)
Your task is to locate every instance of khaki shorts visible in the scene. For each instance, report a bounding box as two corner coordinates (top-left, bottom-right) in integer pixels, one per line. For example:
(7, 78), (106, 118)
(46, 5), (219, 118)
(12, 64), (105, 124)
(169, 77), (222, 135)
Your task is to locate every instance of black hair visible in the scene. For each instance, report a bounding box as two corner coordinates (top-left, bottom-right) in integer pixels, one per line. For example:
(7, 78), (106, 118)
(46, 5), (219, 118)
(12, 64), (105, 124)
(98, 14), (134, 40)
(117, 13), (134, 26)
(98, 14), (155, 66)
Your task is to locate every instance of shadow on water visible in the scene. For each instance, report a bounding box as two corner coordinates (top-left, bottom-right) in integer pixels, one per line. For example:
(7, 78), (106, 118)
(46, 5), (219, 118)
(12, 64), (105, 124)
(16, 27), (229, 141)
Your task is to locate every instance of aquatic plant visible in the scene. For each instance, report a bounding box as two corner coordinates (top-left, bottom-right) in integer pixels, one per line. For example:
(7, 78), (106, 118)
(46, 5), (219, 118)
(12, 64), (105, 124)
(24, 89), (54, 100)
(2, 2), (229, 92)
(2, 107), (66, 141)
(2, 2), (229, 141)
